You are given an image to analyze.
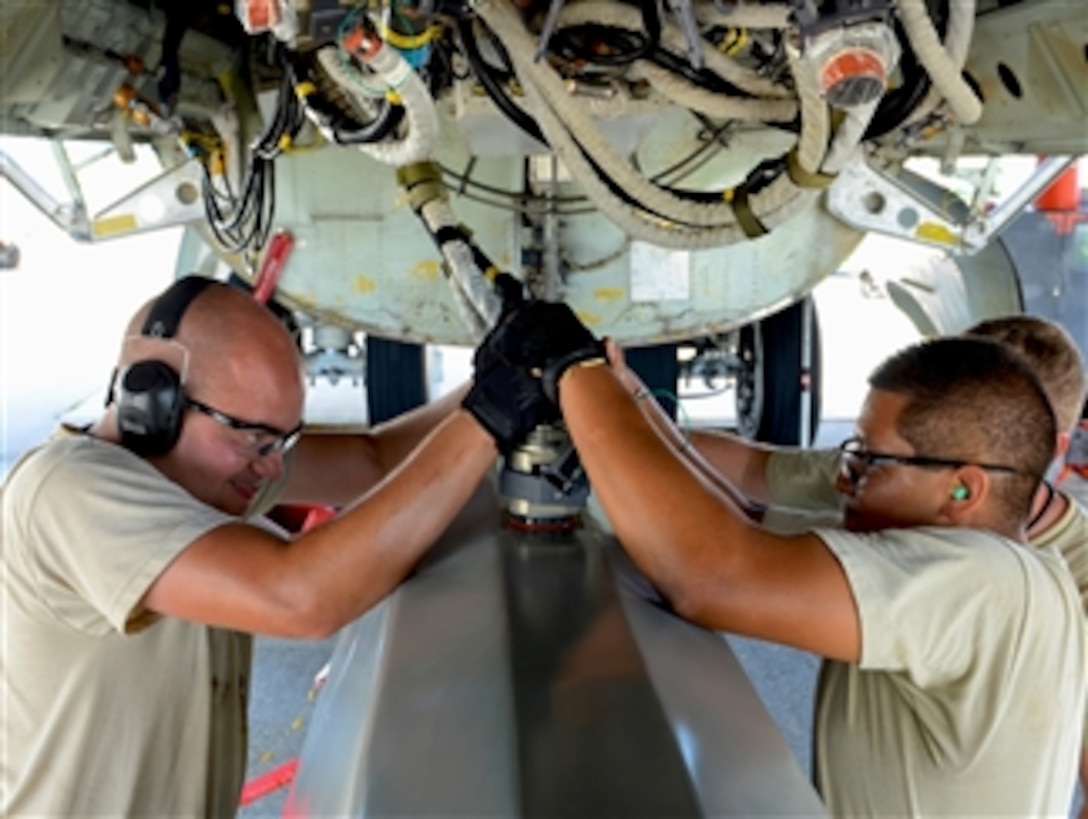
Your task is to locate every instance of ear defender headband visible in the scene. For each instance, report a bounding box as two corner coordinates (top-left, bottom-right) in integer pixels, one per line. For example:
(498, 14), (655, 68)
(112, 276), (215, 457)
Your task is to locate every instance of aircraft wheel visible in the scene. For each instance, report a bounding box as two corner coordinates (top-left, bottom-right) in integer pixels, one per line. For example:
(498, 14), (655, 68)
(624, 343), (681, 421)
(365, 336), (427, 424)
(735, 297), (822, 445)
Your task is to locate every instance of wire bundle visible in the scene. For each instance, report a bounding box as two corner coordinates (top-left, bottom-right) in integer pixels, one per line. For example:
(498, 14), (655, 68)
(202, 48), (307, 254)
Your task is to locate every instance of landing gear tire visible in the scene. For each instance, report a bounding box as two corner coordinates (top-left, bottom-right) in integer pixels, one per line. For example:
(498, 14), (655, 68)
(365, 336), (427, 424)
(735, 297), (822, 445)
(624, 343), (681, 420)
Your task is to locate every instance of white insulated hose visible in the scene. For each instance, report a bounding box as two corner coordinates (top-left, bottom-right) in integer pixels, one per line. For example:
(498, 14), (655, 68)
(897, 0), (981, 125)
(343, 31), (441, 166)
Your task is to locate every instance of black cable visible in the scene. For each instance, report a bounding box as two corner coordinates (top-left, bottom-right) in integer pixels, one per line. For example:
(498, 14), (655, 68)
(439, 116), (730, 217)
(549, 24), (651, 67)
(650, 114), (734, 186)
(456, 14), (547, 145)
(292, 49), (407, 147)
(541, 0), (659, 67)
(449, 13), (715, 221)
(425, 25), (462, 92)
(865, 0), (949, 139)
(202, 44), (306, 254)
(649, 44), (746, 98)
(445, 8), (772, 226)
(637, 0), (661, 56)
(331, 102), (404, 144)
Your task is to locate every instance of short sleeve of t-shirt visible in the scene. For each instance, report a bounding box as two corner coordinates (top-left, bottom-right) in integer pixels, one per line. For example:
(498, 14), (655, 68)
(4, 435), (232, 635)
(810, 524), (1085, 813)
(1032, 494), (1088, 614)
(1030, 495), (1088, 748)
(765, 448), (843, 511)
(813, 525), (1057, 680)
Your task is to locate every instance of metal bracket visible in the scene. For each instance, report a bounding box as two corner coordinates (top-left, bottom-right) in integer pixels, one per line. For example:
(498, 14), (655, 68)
(1, 145), (206, 243)
(90, 158), (206, 240)
(959, 155), (1078, 252)
(826, 155), (1080, 255)
(0, 148), (91, 241)
(826, 159), (969, 251)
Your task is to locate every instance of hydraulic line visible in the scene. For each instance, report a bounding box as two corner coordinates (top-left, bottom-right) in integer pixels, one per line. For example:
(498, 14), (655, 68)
(897, 0), (980, 125)
(316, 44), (389, 99)
(554, 0), (790, 100)
(896, 0), (970, 129)
(477, 0), (741, 229)
(421, 195), (503, 330)
(518, 78), (747, 249)
(738, 40), (831, 234)
(301, 48), (404, 146)
(692, 0), (791, 31)
(339, 19), (441, 166)
(475, 0), (848, 243)
(549, 0), (661, 67)
(456, 15), (546, 145)
(632, 61), (797, 123)
(398, 161), (504, 331)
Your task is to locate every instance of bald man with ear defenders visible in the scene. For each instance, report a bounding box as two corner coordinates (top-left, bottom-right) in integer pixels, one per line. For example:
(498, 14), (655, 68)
(1, 274), (551, 817)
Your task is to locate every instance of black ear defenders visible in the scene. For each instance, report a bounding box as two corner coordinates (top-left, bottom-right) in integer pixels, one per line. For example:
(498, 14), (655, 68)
(111, 276), (214, 457)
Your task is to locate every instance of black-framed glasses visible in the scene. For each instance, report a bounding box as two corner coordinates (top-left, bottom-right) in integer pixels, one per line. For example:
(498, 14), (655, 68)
(185, 396), (303, 459)
(837, 436), (1022, 485)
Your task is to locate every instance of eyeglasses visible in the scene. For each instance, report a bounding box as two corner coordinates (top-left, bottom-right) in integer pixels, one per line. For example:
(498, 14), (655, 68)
(185, 395), (303, 459)
(837, 436), (1021, 485)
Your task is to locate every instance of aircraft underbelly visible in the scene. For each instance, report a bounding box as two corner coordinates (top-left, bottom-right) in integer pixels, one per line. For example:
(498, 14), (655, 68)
(259, 142), (866, 346)
(286, 483), (825, 816)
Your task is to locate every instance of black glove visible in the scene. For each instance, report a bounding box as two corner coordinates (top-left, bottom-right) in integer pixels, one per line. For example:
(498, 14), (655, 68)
(492, 272), (525, 315)
(484, 300), (605, 403)
(462, 360), (560, 453)
(473, 272), (526, 374)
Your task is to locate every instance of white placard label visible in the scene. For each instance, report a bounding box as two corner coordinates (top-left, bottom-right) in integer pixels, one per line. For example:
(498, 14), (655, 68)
(630, 242), (691, 302)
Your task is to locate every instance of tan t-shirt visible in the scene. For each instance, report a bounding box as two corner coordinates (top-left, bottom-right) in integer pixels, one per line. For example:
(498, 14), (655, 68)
(813, 525), (1086, 815)
(1033, 495), (1088, 746)
(765, 447), (843, 511)
(768, 447), (1088, 752)
(1, 431), (252, 817)
(1033, 494), (1088, 622)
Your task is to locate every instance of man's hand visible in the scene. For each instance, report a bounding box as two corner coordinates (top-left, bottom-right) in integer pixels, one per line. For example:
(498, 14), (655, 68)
(465, 284), (602, 451)
(492, 272), (525, 316)
(473, 272), (526, 374)
(462, 361), (559, 453)
(481, 300), (605, 403)
(466, 273), (561, 452)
